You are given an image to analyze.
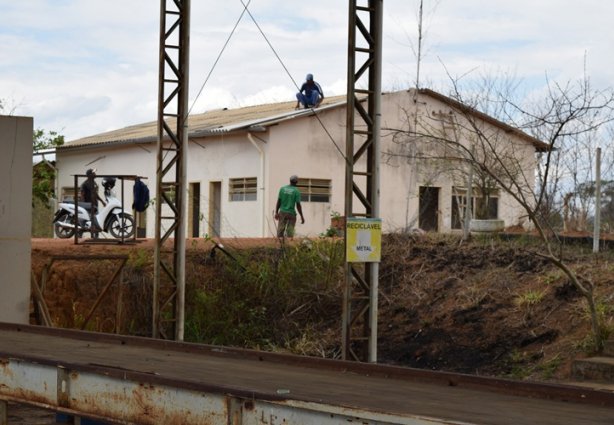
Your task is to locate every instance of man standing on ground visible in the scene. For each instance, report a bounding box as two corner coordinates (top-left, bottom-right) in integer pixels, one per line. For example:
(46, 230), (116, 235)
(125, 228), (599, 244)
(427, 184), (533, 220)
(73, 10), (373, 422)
(275, 175), (305, 238)
(80, 168), (102, 233)
(295, 73), (324, 109)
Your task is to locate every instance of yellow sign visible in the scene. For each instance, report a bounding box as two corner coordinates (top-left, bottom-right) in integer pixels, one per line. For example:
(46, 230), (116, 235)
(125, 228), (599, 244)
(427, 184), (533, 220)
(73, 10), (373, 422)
(346, 217), (382, 262)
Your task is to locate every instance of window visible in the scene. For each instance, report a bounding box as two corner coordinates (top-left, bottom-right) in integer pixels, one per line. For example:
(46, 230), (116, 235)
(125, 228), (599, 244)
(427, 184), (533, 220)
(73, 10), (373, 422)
(297, 178), (331, 203)
(229, 177), (257, 201)
(61, 187), (77, 203)
(161, 183), (177, 204)
(451, 187), (499, 229)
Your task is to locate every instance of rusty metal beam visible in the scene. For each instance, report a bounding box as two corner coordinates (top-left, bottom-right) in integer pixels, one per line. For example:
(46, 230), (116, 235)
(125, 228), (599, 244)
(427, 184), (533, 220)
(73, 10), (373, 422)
(31, 255), (129, 331)
(30, 271), (53, 327)
(0, 324), (613, 424)
(0, 360), (434, 425)
(80, 257), (128, 330)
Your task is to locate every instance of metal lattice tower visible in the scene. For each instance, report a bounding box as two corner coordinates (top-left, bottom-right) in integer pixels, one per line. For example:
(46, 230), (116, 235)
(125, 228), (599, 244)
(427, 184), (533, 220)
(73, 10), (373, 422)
(343, 0), (383, 362)
(153, 0), (190, 340)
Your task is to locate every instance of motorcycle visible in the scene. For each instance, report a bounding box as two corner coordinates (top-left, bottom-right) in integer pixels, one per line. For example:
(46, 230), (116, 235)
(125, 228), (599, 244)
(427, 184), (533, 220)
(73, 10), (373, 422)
(53, 177), (136, 239)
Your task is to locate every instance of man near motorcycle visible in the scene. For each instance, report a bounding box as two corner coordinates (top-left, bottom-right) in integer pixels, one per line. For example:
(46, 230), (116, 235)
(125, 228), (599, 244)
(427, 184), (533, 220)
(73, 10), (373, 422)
(80, 168), (102, 233)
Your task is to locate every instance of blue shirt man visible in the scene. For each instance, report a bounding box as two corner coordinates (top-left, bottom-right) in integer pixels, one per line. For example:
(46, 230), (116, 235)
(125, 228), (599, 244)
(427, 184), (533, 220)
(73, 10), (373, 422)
(295, 73), (324, 109)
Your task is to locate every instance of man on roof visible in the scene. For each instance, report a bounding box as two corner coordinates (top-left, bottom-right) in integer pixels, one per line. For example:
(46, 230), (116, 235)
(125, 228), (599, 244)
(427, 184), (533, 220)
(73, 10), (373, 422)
(295, 73), (324, 110)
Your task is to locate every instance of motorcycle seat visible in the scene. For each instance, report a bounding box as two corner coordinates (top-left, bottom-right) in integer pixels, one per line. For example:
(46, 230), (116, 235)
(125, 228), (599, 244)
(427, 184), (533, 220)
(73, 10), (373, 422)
(62, 198), (94, 211)
(68, 201), (92, 211)
(77, 202), (94, 210)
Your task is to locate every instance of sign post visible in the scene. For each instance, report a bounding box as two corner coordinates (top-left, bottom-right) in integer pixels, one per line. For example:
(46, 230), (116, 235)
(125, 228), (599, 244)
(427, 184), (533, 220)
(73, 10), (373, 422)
(346, 218), (382, 263)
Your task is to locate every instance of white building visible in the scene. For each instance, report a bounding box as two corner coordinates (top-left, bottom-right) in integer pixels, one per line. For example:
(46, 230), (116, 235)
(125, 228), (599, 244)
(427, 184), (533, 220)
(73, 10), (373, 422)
(55, 89), (547, 238)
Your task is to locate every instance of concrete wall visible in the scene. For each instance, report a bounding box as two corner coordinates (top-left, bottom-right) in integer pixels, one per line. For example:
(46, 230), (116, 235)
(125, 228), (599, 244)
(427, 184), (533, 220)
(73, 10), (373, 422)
(0, 115), (32, 324)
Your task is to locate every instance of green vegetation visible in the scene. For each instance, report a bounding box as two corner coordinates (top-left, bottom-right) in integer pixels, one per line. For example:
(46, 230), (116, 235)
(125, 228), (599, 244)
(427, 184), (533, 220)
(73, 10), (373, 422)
(32, 129), (64, 206)
(127, 248), (151, 270)
(514, 289), (547, 308)
(506, 350), (562, 380)
(37, 233), (614, 381)
(184, 239), (344, 354)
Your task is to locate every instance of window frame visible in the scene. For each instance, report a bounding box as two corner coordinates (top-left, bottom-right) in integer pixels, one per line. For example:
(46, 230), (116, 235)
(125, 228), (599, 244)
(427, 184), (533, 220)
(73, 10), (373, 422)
(451, 187), (499, 229)
(60, 187), (77, 203)
(229, 177), (257, 202)
(296, 178), (332, 203)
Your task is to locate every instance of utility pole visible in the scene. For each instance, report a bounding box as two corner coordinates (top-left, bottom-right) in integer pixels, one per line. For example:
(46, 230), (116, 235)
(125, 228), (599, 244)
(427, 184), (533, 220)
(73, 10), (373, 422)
(593, 146), (602, 253)
(343, 0), (383, 363)
(153, 0), (190, 340)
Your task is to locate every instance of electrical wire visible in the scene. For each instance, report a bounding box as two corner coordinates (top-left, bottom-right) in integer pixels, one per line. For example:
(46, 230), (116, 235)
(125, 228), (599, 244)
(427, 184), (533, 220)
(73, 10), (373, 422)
(187, 0), (253, 118)
(238, 0), (349, 164)
(161, 2), (252, 169)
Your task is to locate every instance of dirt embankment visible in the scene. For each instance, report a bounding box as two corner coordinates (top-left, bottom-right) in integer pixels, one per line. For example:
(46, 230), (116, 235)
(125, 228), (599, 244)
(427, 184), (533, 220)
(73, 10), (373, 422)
(31, 234), (614, 382)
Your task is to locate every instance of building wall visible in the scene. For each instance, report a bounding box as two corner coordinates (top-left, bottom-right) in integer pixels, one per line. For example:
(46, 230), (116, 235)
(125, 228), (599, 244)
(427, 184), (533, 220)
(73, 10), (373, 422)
(188, 133), (261, 237)
(266, 106), (347, 237)
(0, 115), (33, 324)
(55, 91), (538, 238)
(55, 144), (156, 236)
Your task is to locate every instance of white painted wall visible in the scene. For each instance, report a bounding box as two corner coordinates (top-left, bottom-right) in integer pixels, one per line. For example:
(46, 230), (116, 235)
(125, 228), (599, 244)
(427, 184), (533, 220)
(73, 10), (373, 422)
(266, 106), (347, 237)
(56, 91), (539, 238)
(56, 144), (157, 236)
(0, 115), (32, 324)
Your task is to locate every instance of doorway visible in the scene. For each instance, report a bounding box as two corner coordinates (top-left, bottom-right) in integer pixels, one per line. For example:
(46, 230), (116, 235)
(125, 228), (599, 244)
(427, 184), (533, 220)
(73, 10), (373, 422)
(208, 181), (221, 237)
(188, 183), (200, 237)
(419, 186), (439, 232)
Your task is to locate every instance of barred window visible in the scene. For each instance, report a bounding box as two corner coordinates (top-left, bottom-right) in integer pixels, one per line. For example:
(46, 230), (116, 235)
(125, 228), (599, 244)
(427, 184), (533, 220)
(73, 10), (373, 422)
(297, 178), (331, 203)
(229, 177), (257, 201)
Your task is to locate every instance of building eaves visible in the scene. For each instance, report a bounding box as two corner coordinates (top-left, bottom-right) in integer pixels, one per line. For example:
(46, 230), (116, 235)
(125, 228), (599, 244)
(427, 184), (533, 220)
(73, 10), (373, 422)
(190, 100), (348, 137)
(59, 96), (349, 150)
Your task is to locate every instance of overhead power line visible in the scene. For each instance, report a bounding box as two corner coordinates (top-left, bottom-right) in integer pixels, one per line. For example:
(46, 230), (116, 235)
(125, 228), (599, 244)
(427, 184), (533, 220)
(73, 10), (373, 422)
(187, 0), (253, 117)
(187, 0), (348, 163)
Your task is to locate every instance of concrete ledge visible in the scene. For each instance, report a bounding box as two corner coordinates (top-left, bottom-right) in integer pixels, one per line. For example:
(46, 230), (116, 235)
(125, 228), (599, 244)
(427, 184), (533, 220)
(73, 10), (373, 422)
(470, 219), (505, 233)
(572, 356), (614, 383)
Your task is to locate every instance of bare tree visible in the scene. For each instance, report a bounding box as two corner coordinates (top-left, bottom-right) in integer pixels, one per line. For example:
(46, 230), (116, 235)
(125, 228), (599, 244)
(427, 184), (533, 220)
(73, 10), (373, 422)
(386, 72), (614, 350)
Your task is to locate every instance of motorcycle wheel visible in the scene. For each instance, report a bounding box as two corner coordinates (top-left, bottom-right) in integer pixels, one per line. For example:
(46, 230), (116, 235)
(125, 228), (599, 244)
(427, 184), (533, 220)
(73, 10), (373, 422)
(54, 212), (76, 239)
(108, 213), (136, 239)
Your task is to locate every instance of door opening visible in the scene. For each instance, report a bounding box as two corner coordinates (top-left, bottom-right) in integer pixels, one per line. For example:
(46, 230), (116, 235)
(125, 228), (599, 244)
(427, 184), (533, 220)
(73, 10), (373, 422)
(188, 183), (201, 237)
(419, 186), (439, 232)
(208, 181), (221, 237)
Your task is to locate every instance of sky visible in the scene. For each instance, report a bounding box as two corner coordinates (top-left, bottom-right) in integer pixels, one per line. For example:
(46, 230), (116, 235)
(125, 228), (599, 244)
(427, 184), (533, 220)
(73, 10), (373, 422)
(1, 0), (612, 141)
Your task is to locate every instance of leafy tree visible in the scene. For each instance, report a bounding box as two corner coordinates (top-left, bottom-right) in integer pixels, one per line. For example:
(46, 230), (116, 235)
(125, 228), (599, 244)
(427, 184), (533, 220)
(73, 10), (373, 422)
(32, 129), (65, 206)
(33, 128), (64, 153)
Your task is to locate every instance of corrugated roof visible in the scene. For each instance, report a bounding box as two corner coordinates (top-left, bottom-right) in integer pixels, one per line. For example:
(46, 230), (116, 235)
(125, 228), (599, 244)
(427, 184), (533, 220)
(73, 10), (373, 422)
(60, 95), (348, 150)
(59, 89), (549, 152)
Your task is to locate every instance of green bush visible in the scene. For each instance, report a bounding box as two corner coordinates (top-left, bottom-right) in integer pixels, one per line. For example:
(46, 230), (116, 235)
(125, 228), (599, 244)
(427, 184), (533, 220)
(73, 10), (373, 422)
(184, 239), (344, 351)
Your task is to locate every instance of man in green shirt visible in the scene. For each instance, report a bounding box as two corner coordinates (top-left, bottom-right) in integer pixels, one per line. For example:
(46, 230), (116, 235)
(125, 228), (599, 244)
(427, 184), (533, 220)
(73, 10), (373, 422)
(275, 175), (305, 238)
